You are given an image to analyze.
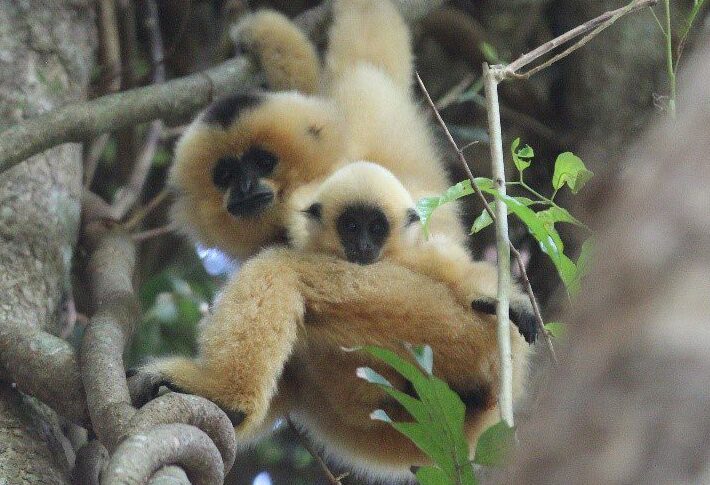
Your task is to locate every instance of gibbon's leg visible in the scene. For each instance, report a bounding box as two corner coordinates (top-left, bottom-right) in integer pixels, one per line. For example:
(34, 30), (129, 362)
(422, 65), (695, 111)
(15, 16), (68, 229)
(326, 0), (413, 90)
(233, 10), (321, 94)
(139, 252), (306, 439)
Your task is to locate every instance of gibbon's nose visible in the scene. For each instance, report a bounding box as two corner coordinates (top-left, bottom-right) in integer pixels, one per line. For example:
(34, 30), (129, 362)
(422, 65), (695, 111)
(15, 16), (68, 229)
(350, 240), (379, 265)
(239, 174), (254, 194)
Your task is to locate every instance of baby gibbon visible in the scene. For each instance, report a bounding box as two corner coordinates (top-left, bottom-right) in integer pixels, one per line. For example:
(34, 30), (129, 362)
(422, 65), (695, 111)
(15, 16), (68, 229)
(289, 161), (537, 343)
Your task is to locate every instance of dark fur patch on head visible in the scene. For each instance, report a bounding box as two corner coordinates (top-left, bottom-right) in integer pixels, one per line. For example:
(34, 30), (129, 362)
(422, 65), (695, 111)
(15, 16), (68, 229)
(307, 125), (324, 139)
(202, 93), (262, 128)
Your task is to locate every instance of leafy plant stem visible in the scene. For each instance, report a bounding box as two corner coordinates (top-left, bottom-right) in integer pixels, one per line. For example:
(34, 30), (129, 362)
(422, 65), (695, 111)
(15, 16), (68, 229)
(483, 63), (515, 427)
(664, 0), (677, 117)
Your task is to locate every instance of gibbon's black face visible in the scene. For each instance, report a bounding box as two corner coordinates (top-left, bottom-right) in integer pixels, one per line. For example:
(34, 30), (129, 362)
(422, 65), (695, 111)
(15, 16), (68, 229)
(336, 204), (390, 265)
(212, 147), (279, 218)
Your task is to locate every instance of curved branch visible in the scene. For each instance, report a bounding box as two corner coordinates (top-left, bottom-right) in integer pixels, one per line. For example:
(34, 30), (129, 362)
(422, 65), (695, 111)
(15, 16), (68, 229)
(101, 424), (224, 485)
(79, 227), (139, 451)
(126, 393), (237, 475)
(73, 440), (109, 485)
(0, 328), (90, 426)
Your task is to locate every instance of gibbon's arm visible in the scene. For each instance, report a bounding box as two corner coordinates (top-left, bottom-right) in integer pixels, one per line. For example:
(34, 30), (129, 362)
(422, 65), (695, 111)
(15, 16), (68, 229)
(393, 236), (539, 344)
(326, 0), (413, 90)
(141, 251), (306, 440)
(233, 10), (321, 94)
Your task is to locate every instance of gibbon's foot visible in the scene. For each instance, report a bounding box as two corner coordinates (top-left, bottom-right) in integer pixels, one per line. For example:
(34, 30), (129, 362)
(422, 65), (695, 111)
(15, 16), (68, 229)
(125, 369), (247, 427)
(471, 297), (538, 344)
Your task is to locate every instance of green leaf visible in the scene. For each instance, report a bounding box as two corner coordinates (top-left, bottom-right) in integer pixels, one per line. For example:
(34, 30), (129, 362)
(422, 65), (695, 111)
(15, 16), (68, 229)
(358, 346), (477, 484)
(356, 367), (393, 387)
(416, 466), (458, 485)
(576, 238), (594, 280)
(536, 206), (586, 228)
(490, 191), (580, 294)
(473, 421), (516, 466)
(511, 138), (534, 173)
(551, 152), (594, 194)
(472, 196), (539, 234)
(392, 421), (455, 474)
(417, 178), (493, 237)
(544, 322), (567, 339)
(471, 204), (495, 234)
(406, 344), (434, 375)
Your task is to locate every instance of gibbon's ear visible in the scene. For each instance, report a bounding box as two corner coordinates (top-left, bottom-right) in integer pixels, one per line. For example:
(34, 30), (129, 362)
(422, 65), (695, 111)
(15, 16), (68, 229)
(304, 203), (323, 221)
(405, 208), (420, 226)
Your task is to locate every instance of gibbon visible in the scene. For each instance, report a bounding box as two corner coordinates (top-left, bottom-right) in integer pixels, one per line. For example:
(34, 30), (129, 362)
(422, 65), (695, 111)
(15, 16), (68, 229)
(138, 0), (536, 480)
(137, 246), (533, 480)
(169, 0), (465, 260)
(288, 161), (537, 343)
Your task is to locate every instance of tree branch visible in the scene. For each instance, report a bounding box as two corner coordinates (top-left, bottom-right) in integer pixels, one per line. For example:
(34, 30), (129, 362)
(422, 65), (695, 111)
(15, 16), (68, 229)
(79, 226), (139, 452)
(504, 0), (658, 79)
(415, 73), (557, 364)
(102, 424), (225, 485)
(0, 57), (256, 175)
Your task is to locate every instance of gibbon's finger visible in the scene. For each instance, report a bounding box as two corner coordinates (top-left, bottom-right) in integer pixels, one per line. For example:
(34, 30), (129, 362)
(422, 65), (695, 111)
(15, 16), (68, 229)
(126, 369), (246, 426)
(471, 297), (538, 344)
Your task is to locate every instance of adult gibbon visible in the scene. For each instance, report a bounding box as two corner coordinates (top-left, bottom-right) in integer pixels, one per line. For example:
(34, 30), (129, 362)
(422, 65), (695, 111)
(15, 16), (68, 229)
(136, 0), (535, 479)
(169, 1), (464, 260)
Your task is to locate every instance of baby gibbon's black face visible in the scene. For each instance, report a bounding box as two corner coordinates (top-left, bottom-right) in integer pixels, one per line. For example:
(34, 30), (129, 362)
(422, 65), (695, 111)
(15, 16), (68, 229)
(336, 204), (390, 265)
(212, 147), (279, 218)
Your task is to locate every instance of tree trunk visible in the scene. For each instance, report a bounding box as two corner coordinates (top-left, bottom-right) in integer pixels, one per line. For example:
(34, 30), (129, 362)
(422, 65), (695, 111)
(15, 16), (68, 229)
(0, 1), (95, 482)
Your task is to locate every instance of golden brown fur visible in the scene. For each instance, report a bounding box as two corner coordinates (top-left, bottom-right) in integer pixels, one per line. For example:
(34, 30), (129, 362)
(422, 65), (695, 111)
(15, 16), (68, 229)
(145, 249), (530, 478)
(149, 1), (533, 480)
(169, 0), (465, 260)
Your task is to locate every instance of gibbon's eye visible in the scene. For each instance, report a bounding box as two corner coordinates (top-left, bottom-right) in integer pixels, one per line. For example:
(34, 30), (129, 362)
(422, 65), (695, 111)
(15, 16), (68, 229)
(241, 147), (278, 176)
(304, 203), (322, 221)
(212, 156), (238, 189)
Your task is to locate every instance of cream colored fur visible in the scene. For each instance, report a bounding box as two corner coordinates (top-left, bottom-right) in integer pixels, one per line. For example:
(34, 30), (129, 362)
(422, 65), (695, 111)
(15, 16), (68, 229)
(153, 1), (532, 480)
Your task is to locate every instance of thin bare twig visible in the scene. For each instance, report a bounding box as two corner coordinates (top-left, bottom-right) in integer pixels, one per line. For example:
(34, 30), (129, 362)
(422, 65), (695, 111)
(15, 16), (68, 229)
(124, 188), (170, 231)
(504, 0), (658, 79)
(110, 0), (167, 220)
(132, 223), (176, 243)
(286, 415), (345, 485)
(416, 73), (557, 364)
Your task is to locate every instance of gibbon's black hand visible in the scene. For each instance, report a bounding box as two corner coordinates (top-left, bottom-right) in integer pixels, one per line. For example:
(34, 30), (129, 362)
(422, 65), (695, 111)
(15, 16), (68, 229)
(126, 369), (246, 426)
(472, 297), (538, 344)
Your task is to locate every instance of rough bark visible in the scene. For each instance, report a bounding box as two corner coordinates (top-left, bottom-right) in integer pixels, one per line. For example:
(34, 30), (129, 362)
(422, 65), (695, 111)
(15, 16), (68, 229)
(0, 0), (96, 482)
(495, 38), (710, 484)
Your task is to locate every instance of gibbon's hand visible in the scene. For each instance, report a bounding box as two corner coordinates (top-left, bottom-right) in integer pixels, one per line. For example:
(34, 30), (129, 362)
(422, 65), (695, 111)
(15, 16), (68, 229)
(126, 368), (247, 427)
(471, 297), (538, 344)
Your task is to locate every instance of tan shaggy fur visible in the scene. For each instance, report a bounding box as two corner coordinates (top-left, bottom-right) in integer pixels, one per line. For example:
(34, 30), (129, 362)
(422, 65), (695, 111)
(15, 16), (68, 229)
(169, 0), (464, 259)
(149, 0), (533, 480)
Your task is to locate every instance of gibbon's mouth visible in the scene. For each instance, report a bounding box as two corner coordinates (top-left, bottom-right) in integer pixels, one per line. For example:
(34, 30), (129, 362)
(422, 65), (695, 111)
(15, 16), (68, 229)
(346, 251), (380, 265)
(227, 191), (274, 218)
